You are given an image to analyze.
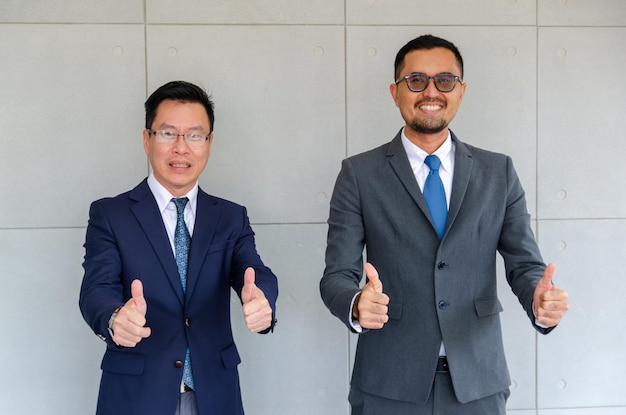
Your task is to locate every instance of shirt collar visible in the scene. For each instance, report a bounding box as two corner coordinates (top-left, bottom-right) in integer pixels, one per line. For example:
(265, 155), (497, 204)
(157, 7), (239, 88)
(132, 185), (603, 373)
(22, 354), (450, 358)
(400, 128), (454, 173)
(147, 173), (198, 215)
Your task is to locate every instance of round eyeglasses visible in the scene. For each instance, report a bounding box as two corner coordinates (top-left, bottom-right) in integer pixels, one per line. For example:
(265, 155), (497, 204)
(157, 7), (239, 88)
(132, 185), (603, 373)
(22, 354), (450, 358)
(395, 73), (462, 93)
(147, 129), (211, 146)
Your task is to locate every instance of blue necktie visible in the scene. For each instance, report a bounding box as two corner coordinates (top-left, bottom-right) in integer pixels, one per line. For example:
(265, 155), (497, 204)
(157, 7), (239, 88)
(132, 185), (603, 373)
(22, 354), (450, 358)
(172, 197), (195, 390)
(423, 155), (448, 239)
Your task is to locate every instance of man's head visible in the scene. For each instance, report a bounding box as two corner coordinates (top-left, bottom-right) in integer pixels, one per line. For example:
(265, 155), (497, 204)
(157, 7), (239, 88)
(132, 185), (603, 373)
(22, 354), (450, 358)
(145, 80), (215, 131)
(394, 34), (464, 81)
(143, 81), (215, 197)
(390, 35), (466, 146)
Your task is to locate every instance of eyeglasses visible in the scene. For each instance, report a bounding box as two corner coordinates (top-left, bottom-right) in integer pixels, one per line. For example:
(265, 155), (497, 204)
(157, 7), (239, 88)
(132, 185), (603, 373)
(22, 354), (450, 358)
(395, 73), (462, 93)
(147, 129), (211, 146)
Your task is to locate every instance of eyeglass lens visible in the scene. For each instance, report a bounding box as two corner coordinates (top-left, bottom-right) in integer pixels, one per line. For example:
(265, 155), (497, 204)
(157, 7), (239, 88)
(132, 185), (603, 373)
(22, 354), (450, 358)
(150, 130), (208, 146)
(406, 74), (457, 92)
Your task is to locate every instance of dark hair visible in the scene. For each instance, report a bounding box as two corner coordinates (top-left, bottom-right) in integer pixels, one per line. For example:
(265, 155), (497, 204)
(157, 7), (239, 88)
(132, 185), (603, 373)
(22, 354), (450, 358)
(144, 80), (215, 132)
(394, 34), (464, 80)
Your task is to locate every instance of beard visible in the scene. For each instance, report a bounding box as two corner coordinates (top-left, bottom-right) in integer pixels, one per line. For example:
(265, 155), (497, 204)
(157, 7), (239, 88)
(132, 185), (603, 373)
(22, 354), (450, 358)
(408, 117), (449, 134)
(406, 99), (450, 134)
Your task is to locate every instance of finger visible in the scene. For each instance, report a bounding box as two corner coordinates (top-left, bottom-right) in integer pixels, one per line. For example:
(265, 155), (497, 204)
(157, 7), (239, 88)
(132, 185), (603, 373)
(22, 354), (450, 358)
(131, 279), (143, 299)
(539, 263), (556, 291)
(244, 303), (272, 333)
(244, 267), (256, 287)
(114, 326), (152, 347)
(364, 262), (383, 293)
(242, 267), (258, 303)
(131, 279), (147, 315)
(243, 297), (268, 315)
(360, 311), (389, 329)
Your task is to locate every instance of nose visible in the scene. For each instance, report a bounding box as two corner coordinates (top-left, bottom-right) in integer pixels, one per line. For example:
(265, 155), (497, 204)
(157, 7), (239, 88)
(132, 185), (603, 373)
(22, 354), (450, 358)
(422, 79), (441, 97)
(172, 135), (190, 153)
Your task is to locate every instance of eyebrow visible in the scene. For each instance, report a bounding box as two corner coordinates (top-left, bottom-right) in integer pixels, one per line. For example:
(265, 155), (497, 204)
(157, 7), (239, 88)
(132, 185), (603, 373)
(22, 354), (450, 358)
(410, 71), (457, 76)
(157, 123), (206, 132)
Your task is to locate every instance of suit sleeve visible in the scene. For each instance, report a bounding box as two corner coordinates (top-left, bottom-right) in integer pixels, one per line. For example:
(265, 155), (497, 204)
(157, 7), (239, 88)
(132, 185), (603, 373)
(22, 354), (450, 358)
(320, 158), (365, 331)
(230, 206), (279, 332)
(497, 156), (553, 334)
(78, 200), (125, 343)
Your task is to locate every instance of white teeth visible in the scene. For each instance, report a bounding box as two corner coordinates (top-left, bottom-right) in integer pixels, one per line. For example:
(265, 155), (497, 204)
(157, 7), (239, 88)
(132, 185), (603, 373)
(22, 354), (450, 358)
(171, 163), (188, 168)
(421, 105), (442, 111)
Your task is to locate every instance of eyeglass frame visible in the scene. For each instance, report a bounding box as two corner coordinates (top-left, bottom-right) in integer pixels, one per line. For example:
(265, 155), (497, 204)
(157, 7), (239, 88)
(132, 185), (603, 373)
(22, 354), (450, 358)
(146, 129), (213, 146)
(395, 72), (463, 93)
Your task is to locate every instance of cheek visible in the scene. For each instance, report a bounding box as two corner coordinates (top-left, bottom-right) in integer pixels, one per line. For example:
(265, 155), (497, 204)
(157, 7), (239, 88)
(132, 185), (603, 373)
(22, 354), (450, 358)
(194, 149), (211, 167)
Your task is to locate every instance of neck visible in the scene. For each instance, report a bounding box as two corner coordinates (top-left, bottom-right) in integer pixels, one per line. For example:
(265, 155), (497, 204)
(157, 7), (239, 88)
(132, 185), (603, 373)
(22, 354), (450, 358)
(404, 127), (449, 154)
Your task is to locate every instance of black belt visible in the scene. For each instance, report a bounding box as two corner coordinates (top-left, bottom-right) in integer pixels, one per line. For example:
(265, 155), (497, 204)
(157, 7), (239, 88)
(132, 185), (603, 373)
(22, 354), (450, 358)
(436, 357), (449, 372)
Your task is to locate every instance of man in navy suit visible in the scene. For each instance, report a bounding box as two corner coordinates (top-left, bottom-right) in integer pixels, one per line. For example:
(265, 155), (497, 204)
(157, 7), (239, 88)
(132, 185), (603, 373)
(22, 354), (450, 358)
(80, 80), (278, 415)
(320, 35), (569, 414)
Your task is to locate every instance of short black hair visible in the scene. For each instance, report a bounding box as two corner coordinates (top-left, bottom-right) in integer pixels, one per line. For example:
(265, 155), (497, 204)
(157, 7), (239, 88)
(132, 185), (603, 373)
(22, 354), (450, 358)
(144, 80), (215, 132)
(394, 34), (464, 80)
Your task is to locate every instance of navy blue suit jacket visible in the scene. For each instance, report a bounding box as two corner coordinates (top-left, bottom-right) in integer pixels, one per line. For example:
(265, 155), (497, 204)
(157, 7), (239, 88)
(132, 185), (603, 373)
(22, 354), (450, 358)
(80, 179), (278, 415)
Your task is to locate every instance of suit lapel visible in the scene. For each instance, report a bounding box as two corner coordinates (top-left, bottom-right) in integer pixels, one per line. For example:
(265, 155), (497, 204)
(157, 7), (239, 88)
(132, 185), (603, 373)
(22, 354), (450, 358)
(129, 180), (184, 306)
(387, 133), (438, 232)
(447, 132), (474, 232)
(387, 131), (474, 239)
(185, 188), (221, 301)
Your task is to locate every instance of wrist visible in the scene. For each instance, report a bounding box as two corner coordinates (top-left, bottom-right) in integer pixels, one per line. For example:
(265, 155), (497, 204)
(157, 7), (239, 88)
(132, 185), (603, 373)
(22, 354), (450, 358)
(107, 306), (122, 338)
(352, 292), (361, 320)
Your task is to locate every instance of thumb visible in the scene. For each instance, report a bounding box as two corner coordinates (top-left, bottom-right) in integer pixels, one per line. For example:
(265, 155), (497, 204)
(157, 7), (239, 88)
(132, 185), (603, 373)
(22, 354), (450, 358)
(242, 267), (258, 302)
(244, 267), (256, 287)
(131, 279), (147, 316)
(538, 263), (556, 293)
(364, 262), (383, 293)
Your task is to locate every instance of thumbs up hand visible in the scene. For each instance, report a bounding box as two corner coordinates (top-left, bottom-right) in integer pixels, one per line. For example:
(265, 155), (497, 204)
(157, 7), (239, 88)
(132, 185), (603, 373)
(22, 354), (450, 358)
(241, 267), (273, 333)
(109, 279), (152, 347)
(533, 264), (569, 328)
(352, 263), (390, 329)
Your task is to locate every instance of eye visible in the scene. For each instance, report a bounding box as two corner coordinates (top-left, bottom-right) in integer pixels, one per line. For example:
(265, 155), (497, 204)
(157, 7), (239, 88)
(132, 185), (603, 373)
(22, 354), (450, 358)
(437, 75), (453, 84)
(187, 134), (205, 142)
(408, 74), (426, 83)
(162, 131), (178, 139)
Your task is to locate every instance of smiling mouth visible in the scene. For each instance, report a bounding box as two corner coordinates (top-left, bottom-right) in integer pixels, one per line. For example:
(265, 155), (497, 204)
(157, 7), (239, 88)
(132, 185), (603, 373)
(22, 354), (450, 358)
(417, 99), (446, 111)
(420, 104), (442, 111)
(170, 162), (190, 168)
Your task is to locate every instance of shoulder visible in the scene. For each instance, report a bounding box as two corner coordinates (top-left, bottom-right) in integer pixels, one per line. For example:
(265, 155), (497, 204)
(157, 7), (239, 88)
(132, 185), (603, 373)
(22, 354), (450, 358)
(453, 135), (513, 169)
(89, 180), (149, 209)
(197, 188), (246, 212)
(348, 136), (399, 164)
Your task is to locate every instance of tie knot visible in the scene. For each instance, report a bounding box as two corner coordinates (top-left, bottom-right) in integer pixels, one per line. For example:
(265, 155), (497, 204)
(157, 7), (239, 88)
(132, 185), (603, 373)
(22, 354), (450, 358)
(172, 197), (189, 215)
(425, 155), (441, 172)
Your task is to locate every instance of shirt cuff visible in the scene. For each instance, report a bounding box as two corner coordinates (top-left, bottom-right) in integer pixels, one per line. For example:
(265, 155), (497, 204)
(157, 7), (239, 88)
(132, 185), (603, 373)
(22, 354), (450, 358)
(349, 292), (364, 333)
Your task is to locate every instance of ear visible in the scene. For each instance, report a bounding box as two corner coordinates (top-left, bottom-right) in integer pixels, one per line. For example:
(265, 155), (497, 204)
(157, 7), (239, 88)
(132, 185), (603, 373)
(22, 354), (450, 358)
(389, 82), (400, 107)
(206, 133), (215, 155)
(458, 82), (467, 101)
(143, 129), (151, 155)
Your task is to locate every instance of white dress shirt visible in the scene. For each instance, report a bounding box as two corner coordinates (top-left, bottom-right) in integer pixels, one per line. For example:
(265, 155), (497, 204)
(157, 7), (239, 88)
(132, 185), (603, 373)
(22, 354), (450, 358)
(147, 173), (198, 249)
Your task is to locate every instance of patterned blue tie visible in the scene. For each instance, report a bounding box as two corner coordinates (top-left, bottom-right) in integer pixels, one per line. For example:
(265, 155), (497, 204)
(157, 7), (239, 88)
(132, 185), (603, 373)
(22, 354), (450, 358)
(423, 155), (448, 239)
(172, 197), (194, 390)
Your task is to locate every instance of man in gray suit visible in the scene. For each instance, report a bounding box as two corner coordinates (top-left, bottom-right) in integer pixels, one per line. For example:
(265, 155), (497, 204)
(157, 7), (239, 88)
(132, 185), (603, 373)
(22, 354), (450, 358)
(320, 35), (569, 414)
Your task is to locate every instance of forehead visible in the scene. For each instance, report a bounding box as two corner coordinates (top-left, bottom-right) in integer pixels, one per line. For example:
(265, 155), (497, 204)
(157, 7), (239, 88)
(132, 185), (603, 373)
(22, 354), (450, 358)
(153, 99), (210, 128)
(399, 48), (462, 76)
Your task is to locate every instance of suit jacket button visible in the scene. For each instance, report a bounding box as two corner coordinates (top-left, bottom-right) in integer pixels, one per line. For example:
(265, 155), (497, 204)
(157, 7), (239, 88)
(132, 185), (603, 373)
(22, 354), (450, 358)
(437, 262), (447, 270)
(174, 360), (184, 369)
(185, 318), (192, 327)
(438, 301), (447, 310)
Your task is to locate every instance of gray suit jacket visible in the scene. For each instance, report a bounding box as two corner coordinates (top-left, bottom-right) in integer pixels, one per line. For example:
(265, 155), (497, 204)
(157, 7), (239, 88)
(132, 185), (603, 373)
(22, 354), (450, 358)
(320, 130), (551, 405)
